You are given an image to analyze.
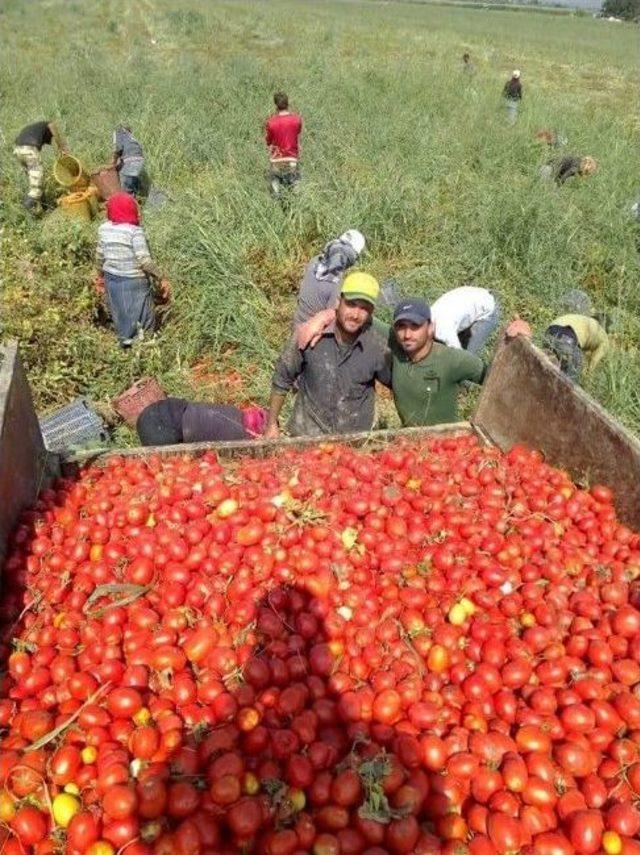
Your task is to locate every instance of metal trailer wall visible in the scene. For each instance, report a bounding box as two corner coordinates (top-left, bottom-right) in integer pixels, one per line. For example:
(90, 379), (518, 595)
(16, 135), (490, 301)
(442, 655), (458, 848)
(2, 337), (640, 572)
(0, 342), (55, 571)
(474, 336), (640, 532)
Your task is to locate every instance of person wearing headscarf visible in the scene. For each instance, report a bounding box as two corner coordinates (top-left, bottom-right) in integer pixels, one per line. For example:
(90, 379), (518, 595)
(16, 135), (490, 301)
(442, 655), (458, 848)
(136, 399), (268, 446)
(95, 192), (169, 347)
(503, 70), (522, 124)
(292, 230), (366, 327)
(112, 125), (145, 195)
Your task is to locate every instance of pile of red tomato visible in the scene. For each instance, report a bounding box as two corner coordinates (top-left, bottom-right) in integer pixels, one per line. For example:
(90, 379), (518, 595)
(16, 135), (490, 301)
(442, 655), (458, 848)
(0, 434), (640, 854)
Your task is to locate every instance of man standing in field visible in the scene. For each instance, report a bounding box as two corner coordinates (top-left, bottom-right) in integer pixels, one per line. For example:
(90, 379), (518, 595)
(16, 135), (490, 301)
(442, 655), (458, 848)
(503, 70), (522, 124)
(265, 91), (303, 197)
(265, 273), (391, 438)
(13, 119), (67, 211)
(112, 125), (145, 195)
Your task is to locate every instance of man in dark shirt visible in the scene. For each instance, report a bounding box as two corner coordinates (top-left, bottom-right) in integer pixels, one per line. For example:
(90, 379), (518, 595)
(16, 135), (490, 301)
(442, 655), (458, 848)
(265, 273), (391, 438)
(503, 70), (522, 124)
(265, 91), (303, 197)
(13, 120), (67, 210)
(112, 125), (145, 195)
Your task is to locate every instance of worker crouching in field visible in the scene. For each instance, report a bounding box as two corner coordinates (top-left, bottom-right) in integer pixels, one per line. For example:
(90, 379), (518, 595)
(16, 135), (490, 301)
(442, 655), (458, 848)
(13, 120), (67, 211)
(431, 285), (500, 354)
(265, 91), (303, 197)
(539, 155), (598, 185)
(503, 70), (522, 124)
(95, 192), (169, 348)
(137, 399), (267, 445)
(265, 273), (391, 439)
(113, 125), (145, 195)
(542, 313), (609, 382)
(293, 230), (366, 326)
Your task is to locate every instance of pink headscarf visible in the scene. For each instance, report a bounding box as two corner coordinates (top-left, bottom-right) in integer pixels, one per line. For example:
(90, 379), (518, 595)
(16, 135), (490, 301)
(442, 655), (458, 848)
(106, 192), (140, 226)
(242, 407), (268, 438)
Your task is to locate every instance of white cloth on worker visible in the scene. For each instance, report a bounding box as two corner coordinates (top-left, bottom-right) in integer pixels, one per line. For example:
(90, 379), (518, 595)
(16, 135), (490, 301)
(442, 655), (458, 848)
(431, 286), (497, 350)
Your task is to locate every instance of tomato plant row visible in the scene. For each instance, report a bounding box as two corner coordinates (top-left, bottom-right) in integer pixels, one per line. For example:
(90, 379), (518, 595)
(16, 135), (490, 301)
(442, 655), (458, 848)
(0, 435), (639, 854)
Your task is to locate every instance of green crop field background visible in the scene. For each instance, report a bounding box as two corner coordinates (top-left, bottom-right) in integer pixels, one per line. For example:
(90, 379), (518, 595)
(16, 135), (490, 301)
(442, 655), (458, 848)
(1, 0), (638, 441)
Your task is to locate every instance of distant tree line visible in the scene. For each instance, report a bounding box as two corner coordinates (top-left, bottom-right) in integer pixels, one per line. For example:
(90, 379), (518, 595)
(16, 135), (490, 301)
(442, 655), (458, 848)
(601, 0), (640, 19)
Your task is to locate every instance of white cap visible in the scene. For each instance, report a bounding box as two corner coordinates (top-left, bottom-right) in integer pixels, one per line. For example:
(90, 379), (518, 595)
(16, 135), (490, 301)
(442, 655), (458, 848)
(513, 69), (521, 79)
(339, 229), (366, 257)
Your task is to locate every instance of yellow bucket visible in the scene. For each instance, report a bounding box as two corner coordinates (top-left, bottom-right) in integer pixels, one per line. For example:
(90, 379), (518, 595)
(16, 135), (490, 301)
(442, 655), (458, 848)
(57, 188), (96, 221)
(53, 154), (88, 190)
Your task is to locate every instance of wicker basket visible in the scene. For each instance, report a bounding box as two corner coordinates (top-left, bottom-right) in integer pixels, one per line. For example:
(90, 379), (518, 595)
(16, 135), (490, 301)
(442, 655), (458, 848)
(113, 378), (166, 427)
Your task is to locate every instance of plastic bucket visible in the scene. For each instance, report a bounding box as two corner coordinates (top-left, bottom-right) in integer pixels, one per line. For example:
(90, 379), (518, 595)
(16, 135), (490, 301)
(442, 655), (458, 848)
(54, 154), (88, 189)
(90, 166), (121, 201)
(113, 378), (166, 427)
(57, 189), (94, 220)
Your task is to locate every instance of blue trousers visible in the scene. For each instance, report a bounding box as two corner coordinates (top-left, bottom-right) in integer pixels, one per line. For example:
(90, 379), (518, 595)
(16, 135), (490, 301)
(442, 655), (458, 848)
(104, 273), (155, 346)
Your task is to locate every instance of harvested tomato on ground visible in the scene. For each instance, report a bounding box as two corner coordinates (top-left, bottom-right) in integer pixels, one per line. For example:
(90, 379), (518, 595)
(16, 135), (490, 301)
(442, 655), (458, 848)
(0, 436), (639, 853)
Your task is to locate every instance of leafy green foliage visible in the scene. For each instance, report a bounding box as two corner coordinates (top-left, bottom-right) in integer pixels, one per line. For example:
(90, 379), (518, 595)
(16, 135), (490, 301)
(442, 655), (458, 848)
(601, 0), (640, 20)
(1, 0), (638, 436)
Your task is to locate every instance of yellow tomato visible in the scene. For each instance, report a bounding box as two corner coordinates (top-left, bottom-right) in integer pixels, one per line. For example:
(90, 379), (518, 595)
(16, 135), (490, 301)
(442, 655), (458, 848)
(459, 597), (476, 616)
(602, 832), (623, 855)
(243, 772), (260, 795)
(217, 498), (238, 518)
(86, 844), (116, 855)
(448, 603), (467, 626)
(133, 707), (152, 726)
(81, 745), (98, 764)
(520, 612), (536, 628)
(0, 790), (16, 822)
(287, 787), (306, 811)
(52, 792), (81, 828)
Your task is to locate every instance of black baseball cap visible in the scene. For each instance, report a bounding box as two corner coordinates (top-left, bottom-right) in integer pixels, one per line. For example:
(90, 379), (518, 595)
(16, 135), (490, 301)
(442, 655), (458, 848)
(393, 299), (431, 325)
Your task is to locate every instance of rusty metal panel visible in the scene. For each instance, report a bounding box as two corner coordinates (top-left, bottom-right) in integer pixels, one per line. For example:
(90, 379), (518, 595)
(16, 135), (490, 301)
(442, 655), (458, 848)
(67, 422), (473, 468)
(474, 337), (640, 531)
(0, 342), (57, 572)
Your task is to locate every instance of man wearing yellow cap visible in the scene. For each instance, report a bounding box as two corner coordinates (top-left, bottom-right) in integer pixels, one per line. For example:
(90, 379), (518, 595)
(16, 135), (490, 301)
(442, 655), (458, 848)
(265, 272), (391, 438)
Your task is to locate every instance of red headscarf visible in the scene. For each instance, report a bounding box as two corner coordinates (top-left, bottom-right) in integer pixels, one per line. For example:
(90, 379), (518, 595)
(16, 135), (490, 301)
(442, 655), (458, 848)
(241, 407), (268, 438)
(106, 192), (140, 226)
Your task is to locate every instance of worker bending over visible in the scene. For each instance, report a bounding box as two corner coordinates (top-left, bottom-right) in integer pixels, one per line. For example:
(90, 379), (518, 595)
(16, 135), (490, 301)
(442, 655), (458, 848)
(543, 314), (609, 381)
(113, 125), (145, 195)
(540, 155), (598, 184)
(293, 230), (366, 326)
(265, 273), (390, 438)
(431, 285), (500, 354)
(13, 119), (67, 211)
(137, 399), (267, 445)
(265, 91), (303, 197)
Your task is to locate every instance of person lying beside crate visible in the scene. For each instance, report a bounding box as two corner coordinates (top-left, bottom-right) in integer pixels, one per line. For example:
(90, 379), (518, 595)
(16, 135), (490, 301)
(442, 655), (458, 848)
(137, 399), (268, 446)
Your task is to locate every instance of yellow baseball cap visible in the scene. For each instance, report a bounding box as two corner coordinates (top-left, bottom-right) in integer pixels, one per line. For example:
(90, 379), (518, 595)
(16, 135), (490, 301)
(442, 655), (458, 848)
(341, 272), (380, 307)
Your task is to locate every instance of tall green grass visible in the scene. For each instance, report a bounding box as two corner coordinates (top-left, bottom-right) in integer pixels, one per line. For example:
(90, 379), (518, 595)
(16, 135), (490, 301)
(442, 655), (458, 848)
(1, 0), (638, 435)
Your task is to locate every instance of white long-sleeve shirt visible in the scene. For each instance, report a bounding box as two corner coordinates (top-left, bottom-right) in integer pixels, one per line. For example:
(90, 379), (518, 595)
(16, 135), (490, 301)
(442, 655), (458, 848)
(431, 286), (497, 349)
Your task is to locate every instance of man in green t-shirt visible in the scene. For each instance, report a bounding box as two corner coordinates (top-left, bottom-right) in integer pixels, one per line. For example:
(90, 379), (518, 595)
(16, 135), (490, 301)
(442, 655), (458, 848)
(390, 299), (484, 425)
(391, 299), (528, 426)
